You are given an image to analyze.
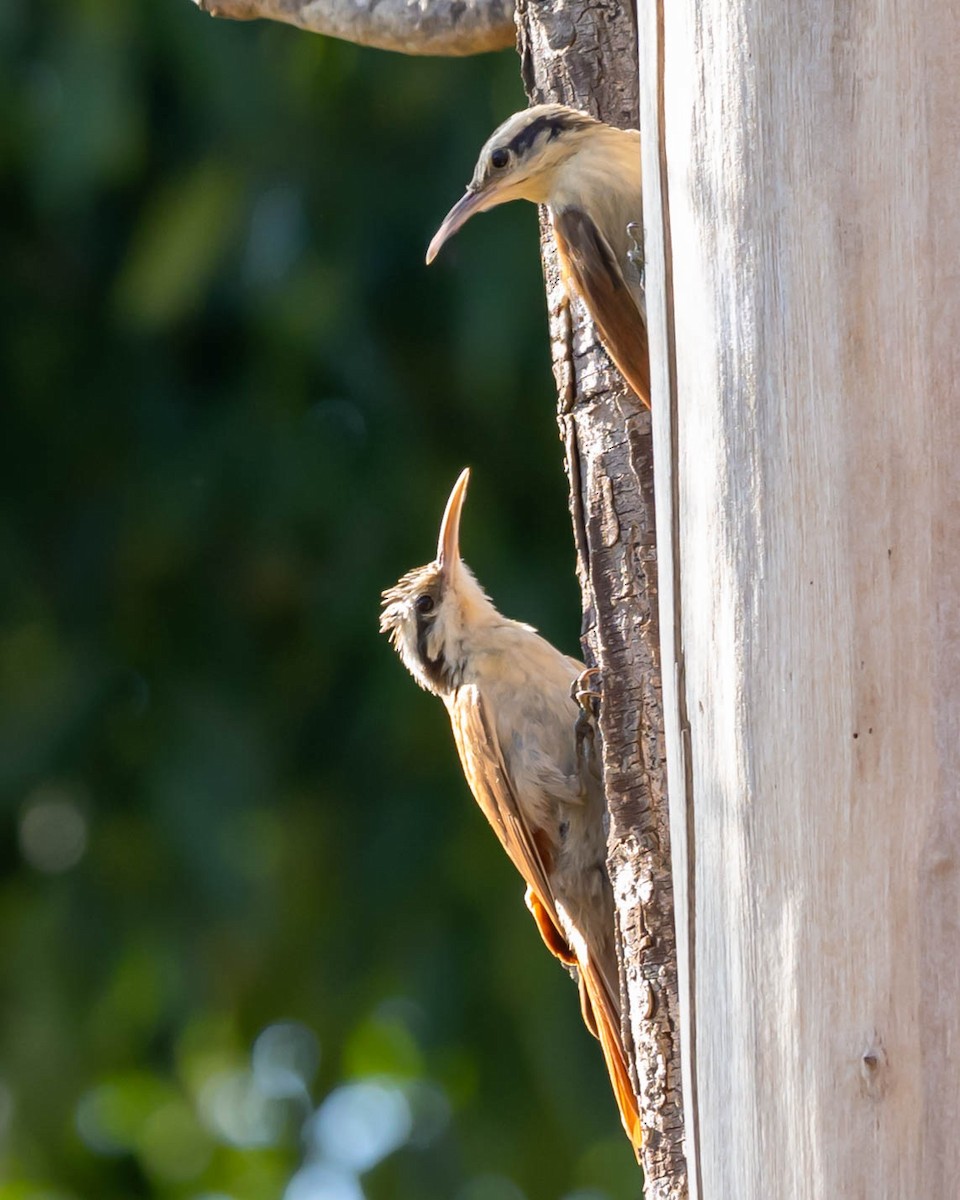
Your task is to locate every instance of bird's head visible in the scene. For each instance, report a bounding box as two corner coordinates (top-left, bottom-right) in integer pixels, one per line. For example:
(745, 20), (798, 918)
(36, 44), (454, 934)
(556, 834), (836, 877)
(380, 469), (499, 697)
(426, 104), (600, 264)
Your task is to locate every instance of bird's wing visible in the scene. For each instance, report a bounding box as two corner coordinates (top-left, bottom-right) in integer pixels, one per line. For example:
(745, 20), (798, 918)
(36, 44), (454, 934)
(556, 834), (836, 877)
(448, 683), (643, 1156)
(553, 206), (651, 409)
(448, 683), (561, 936)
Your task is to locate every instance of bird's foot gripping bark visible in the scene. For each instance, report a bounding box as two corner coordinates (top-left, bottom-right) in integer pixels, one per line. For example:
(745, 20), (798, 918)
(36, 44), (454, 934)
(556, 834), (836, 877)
(626, 222), (645, 283)
(626, 221), (646, 321)
(572, 665), (602, 709)
(572, 667), (602, 770)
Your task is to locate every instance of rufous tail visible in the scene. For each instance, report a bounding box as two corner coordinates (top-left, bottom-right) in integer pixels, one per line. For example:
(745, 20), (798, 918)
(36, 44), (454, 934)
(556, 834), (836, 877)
(579, 965), (643, 1157)
(524, 888), (642, 1156)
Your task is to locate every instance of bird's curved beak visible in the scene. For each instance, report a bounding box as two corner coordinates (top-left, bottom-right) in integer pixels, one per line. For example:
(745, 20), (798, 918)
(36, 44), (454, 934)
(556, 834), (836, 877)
(426, 190), (489, 264)
(436, 468), (470, 581)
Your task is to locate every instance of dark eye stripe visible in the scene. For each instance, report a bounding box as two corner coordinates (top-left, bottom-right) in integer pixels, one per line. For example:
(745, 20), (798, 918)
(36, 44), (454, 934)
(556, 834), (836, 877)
(415, 618), (447, 689)
(505, 115), (559, 157)
(504, 110), (597, 160)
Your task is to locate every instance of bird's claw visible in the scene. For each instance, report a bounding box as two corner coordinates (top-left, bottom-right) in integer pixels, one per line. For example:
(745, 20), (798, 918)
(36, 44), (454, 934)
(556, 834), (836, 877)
(571, 666), (602, 710)
(573, 667), (602, 767)
(626, 221), (645, 289)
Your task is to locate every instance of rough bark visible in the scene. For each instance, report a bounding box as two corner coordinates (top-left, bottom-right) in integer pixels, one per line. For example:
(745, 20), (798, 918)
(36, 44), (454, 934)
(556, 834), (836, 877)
(515, 3), (686, 1195)
(192, 0), (515, 56)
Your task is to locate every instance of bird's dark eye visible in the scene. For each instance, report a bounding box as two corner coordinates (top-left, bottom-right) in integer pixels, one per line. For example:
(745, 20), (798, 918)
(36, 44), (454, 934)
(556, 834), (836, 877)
(415, 594), (435, 614)
(490, 147), (510, 170)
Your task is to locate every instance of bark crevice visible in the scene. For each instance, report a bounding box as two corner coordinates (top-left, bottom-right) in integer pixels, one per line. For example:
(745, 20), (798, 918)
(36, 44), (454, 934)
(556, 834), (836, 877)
(516, 0), (687, 1193)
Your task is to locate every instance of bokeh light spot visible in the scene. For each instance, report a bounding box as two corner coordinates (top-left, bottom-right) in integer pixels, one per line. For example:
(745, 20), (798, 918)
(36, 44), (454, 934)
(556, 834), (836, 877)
(309, 1080), (412, 1173)
(283, 1163), (364, 1200)
(18, 784), (87, 873)
(245, 185), (306, 287)
(198, 1069), (287, 1148)
(75, 1073), (174, 1156)
(252, 1021), (320, 1100)
(401, 1080), (451, 1149)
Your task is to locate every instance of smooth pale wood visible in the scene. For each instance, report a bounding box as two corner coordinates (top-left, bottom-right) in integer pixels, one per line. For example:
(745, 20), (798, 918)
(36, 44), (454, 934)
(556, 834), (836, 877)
(645, 0), (960, 1195)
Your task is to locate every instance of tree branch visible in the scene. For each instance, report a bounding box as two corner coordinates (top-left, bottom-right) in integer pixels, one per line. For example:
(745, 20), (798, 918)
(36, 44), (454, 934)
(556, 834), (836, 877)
(192, 0), (516, 57)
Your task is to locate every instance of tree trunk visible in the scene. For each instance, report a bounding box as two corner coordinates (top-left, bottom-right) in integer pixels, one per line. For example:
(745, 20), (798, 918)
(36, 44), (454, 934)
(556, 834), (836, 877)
(515, 3), (687, 1195)
(646, 0), (960, 1195)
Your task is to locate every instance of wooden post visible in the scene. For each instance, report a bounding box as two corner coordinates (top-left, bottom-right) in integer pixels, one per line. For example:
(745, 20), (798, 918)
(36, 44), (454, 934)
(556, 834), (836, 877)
(642, 0), (960, 1194)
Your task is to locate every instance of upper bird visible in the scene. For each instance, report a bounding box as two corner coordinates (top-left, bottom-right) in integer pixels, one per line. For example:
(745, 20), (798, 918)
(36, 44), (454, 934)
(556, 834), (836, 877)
(426, 104), (649, 408)
(380, 469), (642, 1155)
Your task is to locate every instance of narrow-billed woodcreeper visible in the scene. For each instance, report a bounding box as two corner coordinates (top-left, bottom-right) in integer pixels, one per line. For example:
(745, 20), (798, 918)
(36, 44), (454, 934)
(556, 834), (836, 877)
(380, 470), (641, 1151)
(427, 105), (649, 408)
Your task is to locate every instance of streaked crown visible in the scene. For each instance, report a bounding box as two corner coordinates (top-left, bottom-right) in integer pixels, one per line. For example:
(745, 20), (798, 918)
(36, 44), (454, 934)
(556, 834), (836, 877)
(468, 104), (599, 197)
(380, 470), (497, 697)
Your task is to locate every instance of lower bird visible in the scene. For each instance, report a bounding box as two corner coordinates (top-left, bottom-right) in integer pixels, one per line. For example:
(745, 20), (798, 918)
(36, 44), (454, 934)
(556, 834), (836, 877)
(380, 469), (642, 1153)
(426, 104), (649, 408)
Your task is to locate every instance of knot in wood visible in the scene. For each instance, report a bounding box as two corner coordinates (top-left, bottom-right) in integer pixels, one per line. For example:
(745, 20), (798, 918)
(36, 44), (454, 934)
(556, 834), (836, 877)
(859, 1035), (888, 1101)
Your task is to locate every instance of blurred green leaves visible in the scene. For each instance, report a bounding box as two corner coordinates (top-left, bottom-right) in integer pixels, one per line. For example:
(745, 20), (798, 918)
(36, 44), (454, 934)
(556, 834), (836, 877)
(0, 1), (640, 1198)
(114, 161), (242, 328)
(343, 1011), (423, 1082)
(21, 2), (145, 209)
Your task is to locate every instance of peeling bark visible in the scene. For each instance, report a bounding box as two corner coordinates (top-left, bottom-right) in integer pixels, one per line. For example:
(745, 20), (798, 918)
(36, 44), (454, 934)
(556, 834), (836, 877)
(191, 0), (516, 56)
(515, 1), (687, 1194)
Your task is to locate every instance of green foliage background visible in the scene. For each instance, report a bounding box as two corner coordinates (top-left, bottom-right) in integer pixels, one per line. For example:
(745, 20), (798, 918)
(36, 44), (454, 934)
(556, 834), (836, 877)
(1, 2), (639, 1197)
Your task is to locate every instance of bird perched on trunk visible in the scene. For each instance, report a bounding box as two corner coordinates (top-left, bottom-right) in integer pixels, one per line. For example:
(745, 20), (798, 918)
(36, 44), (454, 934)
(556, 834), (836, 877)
(426, 105), (649, 408)
(380, 469), (642, 1154)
